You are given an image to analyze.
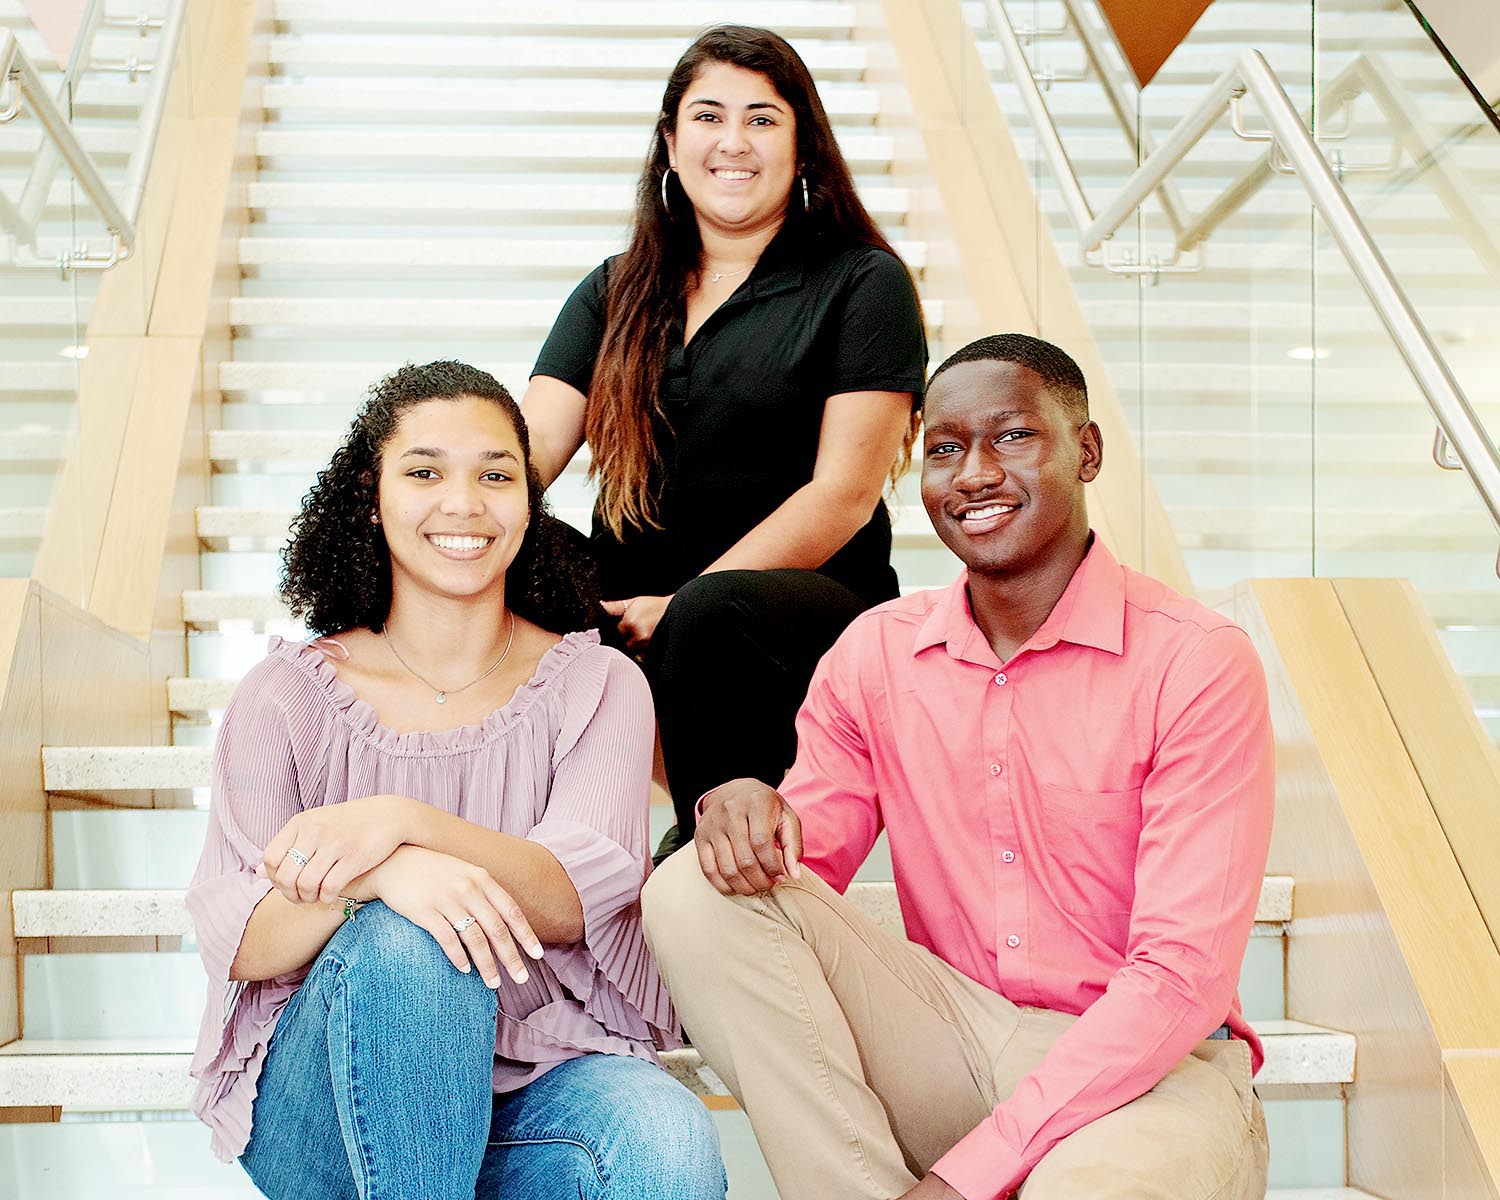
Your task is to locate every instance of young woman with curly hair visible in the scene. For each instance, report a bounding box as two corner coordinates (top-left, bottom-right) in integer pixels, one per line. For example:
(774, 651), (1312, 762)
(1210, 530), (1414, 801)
(524, 26), (928, 862)
(186, 361), (725, 1200)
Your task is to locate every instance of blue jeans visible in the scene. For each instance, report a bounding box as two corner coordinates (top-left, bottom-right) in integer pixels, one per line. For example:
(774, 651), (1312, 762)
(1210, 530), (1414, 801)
(240, 901), (726, 1200)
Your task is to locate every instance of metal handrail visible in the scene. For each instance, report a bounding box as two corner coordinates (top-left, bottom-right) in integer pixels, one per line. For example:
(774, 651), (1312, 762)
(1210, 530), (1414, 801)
(981, 0), (1199, 275)
(1176, 52), (1500, 277)
(972, 0), (1500, 567)
(1069, 48), (1500, 558)
(0, 0), (186, 272)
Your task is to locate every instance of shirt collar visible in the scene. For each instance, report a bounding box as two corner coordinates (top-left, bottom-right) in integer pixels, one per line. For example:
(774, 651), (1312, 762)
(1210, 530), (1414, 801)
(743, 222), (808, 300)
(913, 534), (1127, 664)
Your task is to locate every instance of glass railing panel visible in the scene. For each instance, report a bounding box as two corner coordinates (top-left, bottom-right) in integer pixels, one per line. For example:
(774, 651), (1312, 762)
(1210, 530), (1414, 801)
(1307, 256), (1500, 741)
(1134, 3), (1319, 588)
(970, 0), (1150, 551)
(0, 3), (166, 586)
(1312, 0), (1500, 741)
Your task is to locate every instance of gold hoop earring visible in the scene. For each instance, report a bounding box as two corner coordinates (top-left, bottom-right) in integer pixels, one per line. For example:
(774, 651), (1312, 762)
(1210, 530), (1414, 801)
(661, 167), (675, 212)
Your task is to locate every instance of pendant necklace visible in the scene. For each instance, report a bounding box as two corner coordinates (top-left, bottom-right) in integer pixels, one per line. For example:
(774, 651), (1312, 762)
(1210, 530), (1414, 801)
(705, 264), (751, 283)
(383, 610), (516, 704)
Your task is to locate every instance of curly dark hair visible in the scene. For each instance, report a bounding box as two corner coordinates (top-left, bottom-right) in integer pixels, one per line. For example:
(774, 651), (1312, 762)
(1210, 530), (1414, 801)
(280, 361), (601, 636)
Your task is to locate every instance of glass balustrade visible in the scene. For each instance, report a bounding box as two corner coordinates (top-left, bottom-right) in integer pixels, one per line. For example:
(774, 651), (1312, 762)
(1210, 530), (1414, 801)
(0, 2), (167, 596)
(971, 0), (1500, 742)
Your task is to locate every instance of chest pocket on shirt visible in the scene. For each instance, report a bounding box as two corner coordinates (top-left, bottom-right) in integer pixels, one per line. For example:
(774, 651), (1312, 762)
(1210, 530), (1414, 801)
(1034, 782), (1143, 915)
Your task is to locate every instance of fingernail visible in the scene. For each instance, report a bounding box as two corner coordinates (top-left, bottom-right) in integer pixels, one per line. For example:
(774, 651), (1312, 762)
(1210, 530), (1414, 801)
(513, 969), (529, 984)
(485, 977), (500, 989)
(527, 944), (544, 959)
(459, 963), (471, 973)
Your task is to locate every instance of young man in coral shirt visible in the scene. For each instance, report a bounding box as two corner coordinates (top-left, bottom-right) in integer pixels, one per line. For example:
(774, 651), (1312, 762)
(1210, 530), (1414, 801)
(642, 333), (1275, 1200)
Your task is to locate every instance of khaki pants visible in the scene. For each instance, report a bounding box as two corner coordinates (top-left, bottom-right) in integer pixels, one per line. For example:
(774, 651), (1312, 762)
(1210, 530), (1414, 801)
(642, 850), (1268, 1200)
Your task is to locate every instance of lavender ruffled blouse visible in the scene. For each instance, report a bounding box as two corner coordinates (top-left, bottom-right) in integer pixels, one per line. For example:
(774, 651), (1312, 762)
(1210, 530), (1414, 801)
(185, 631), (678, 1161)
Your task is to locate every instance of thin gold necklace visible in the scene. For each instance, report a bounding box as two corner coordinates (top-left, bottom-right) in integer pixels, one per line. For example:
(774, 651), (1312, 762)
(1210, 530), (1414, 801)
(382, 610), (516, 705)
(704, 263), (751, 283)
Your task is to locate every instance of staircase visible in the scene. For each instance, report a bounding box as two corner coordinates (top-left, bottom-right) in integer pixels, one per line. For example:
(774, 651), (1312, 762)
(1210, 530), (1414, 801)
(0, 1), (1427, 1196)
(975, 0), (1500, 742)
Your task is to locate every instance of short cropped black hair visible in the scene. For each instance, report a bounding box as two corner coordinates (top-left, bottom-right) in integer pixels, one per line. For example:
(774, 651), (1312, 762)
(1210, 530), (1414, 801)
(927, 333), (1088, 420)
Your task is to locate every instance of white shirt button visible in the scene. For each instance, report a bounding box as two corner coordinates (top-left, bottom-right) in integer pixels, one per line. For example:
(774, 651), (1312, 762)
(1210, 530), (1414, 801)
(1006, 935), (1021, 948)
(1002, 850), (1015, 863)
(989, 762), (1001, 776)
(994, 672), (1008, 685)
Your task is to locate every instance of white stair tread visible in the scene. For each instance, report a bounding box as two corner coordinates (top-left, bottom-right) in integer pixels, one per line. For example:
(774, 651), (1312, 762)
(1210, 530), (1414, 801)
(217, 359), (530, 396)
(254, 129), (894, 169)
(243, 180), (910, 218)
(0, 430), (69, 463)
(228, 296), (943, 333)
(11, 877), (1293, 937)
(0, 1019), (1352, 1107)
(270, 1), (858, 35)
(43, 746), (211, 792)
(237, 236), (927, 273)
(0, 508), (46, 539)
(267, 35), (868, 77)
(0, 361), (79, 392)
(259, 81), (881, 121)
(13, 889), (193, 938)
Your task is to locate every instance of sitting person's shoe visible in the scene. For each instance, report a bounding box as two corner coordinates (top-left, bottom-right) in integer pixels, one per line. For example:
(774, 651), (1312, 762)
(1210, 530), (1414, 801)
(652, 824), (689, 867)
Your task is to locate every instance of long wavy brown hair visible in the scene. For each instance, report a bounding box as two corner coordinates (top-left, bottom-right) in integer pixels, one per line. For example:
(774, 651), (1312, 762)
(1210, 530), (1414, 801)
(587, 24), (920, 537)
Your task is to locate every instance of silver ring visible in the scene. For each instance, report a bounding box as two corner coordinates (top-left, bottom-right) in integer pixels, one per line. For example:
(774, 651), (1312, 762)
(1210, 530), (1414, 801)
(452, 916), (477, 933)
(285, 848), (309, 868)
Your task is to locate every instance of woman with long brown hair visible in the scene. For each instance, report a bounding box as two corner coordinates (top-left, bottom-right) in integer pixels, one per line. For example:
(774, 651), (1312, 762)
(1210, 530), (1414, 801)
(523, 26), (927, 863)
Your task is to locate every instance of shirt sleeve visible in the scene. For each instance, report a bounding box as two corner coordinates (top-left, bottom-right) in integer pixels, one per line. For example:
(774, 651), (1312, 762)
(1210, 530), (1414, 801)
(777, 626), (884, 893)
(825, 248), (928, 401)
(526, 646), (676, 1043)
(531, 259), (610, 396)
(185, 659), (309, 1151)
(931, 626), (1276, 1200)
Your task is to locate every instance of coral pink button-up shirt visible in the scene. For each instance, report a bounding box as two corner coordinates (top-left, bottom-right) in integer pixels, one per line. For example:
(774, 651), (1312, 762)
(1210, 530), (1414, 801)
(782, 538), (1274, 1200)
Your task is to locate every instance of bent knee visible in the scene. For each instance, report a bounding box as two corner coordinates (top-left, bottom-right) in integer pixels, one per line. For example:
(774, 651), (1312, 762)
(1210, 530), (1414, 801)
(613, 1083), (726, 1199)
(641, 847), (722, 947)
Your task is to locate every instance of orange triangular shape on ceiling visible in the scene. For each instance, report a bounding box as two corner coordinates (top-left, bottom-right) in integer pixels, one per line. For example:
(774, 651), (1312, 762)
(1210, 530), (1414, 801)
(1096, 0), (1216, 87)
(21, 0), (87, 69)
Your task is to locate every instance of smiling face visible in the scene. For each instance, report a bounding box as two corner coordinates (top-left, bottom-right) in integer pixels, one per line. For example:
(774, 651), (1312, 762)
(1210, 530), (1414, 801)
(663, 60), (798, 240)
(376, 396), (531, 605)
(920, 360), (1102, 581)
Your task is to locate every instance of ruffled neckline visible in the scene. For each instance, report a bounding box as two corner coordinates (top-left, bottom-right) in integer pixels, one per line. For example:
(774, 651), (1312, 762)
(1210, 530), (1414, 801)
(268, 629), (603, 755)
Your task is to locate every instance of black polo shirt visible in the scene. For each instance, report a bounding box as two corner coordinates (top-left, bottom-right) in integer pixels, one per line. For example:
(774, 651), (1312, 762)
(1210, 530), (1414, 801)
(531, 226), (928, 605)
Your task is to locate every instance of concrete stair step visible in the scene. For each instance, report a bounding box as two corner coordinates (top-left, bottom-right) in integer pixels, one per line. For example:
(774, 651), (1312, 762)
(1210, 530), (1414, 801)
(237, 236), (928, 278)
(227, 296), (943, 338)
(259, 81), (881, 123)
(0, 1019), (1353, 1108)
(216, 359), (531, 399)
(243, 180), (910, 221)
(270, 1), (859, 37)
(43, 746), (210, 794)
(266, 34), (869, 79)
(12, 877), (1292, 940)
(0, 362), (79, 395)
(0, 509), (45, 541)
(252, 128), (895, 171)
(0, 126), (135, 163)
(0, 430), (68, 465)
(0, 297), (93, 333)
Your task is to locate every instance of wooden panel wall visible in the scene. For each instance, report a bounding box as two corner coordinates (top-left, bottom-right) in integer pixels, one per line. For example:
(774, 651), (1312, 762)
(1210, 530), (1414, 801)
(1230, 578), (1500, 1199)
